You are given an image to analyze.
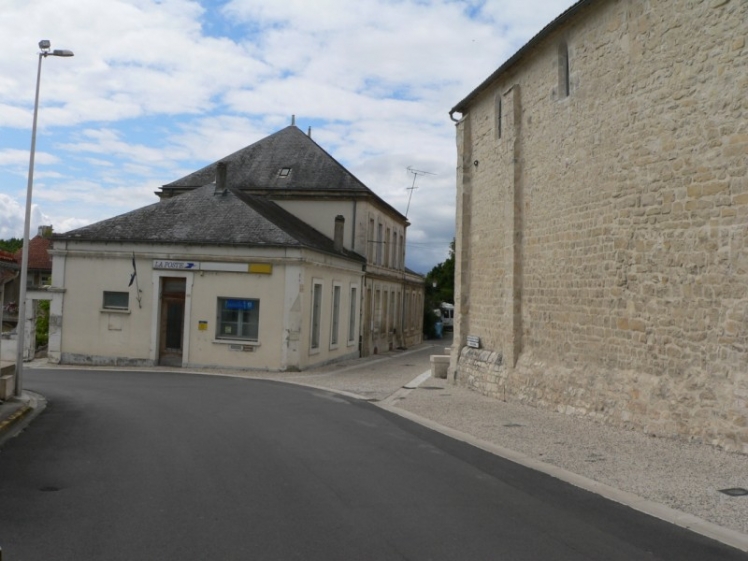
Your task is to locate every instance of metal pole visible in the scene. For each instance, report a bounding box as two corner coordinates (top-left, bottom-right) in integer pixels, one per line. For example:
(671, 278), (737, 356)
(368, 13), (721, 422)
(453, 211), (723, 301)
(15, 52), (43, 397)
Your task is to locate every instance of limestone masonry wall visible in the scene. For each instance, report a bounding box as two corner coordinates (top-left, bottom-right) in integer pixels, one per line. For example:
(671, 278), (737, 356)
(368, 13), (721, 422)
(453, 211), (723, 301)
(452, 0), (748, 452)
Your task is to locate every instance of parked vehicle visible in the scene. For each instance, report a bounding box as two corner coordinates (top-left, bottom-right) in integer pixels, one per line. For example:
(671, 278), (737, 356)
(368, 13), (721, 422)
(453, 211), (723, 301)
(439, 303), (454, 330)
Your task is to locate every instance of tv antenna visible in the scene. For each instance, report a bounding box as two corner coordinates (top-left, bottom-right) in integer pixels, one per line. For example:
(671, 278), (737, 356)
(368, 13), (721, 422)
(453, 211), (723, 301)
(405, 166), (435, 218)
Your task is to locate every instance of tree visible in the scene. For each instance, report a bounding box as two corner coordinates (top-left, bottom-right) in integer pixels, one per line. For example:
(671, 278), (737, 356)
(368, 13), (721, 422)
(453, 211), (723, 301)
(425, 239), (455, 307)
(0, 238), (23, 253)
(423, 240), (455, 338)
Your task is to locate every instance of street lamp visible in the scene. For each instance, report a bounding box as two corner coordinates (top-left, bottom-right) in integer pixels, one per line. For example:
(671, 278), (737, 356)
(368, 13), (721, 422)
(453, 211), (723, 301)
(15, 40), (74, 397)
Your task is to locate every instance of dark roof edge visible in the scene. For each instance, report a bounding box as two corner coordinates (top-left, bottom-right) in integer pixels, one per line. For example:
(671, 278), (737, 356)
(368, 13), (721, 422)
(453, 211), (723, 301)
(449, 0), (594, 117)
(300, 131), (409, 223)
(50, 235), (366, 262)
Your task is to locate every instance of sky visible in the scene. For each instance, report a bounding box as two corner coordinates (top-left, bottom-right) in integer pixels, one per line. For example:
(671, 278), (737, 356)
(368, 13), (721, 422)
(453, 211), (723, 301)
(0, 0), (576, 274)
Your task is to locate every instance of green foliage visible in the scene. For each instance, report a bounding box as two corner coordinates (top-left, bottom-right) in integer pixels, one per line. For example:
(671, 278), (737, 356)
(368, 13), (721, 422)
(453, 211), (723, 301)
(36, 300), (50, 348)
(423, 306), (439, 339)
(425, 239), (455, 312)
(0, 238), (22, 253)
(422, 239), (455, 338)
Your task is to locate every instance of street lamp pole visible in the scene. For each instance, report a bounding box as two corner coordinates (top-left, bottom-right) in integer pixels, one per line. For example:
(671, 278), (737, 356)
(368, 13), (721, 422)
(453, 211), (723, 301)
(15, 40), (73, 397)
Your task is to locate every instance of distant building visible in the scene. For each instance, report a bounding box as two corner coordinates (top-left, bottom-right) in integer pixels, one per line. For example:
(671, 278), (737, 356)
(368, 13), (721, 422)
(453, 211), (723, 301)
(0, 227), (52, 332)
(0, 250), (18, 331)
(17, 229), (53, 288)
(449, 0), (748, 451)
(49, 126), (424, 370)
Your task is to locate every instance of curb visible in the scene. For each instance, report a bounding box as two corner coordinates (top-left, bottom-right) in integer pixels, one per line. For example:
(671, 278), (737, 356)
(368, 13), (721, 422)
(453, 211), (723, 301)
(0, 392), (47, 448)
(377, 402), (748, 554)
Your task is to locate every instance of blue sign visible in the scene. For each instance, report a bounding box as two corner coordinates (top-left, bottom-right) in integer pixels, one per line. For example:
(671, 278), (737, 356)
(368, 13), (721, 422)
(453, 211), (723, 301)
(225, 299), (254, 311)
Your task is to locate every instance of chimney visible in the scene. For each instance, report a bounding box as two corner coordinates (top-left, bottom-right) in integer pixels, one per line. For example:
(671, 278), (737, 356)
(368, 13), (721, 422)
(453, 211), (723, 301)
(334, 215), (345, 252)
(307, 126), (312, 138)
(215, 161), (227, 195)
(291, 114), (296, 126)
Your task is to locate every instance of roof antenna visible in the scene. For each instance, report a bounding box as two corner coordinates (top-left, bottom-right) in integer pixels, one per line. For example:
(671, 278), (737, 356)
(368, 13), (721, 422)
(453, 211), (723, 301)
(291, 114), (296, 126)
(405, 167), (435, 218)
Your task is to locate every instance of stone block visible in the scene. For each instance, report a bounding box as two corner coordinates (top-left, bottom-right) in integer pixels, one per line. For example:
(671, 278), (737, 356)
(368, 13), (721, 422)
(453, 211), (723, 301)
(0, 374), (14, 400)
(430, 355), (450, 379)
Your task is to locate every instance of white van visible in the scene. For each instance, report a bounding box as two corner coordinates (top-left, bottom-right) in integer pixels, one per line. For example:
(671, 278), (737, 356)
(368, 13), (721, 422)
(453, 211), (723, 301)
(440, 303), (454, 330)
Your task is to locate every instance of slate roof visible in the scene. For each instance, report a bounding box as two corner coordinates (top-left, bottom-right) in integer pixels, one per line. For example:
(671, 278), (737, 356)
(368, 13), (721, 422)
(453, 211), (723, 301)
(55, 184), (365, 263)
(162, 125), (407, 222)
(165, 125), (370, 193)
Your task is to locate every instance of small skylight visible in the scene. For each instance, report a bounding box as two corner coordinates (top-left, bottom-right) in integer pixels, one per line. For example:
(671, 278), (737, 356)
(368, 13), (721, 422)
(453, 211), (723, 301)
(279, 168), (291, 177)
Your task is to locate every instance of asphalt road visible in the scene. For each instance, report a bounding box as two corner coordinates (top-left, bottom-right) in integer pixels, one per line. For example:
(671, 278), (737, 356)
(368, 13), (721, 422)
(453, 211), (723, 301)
(0, 368), (744, 560)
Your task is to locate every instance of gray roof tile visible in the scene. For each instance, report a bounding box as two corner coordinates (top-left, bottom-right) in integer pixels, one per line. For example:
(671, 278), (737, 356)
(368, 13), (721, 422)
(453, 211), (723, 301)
(55, 184), (365, 263)
(165, 125), (370, 193)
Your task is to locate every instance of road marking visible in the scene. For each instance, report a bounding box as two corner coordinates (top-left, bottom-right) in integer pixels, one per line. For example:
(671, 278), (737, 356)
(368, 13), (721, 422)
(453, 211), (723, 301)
(380, 369), (432, 406)
(403, 370), (432, 389)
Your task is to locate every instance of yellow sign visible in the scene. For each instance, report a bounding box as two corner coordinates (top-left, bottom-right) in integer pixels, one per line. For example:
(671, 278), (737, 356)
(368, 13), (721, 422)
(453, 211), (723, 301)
(248, 263), (273, 274)
(198, 321), (208, 331)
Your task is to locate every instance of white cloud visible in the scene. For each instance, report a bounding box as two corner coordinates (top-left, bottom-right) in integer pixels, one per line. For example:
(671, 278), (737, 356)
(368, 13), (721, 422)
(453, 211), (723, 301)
(59, 128), (168, 163)
(0, 0), (578, 271)
(0, 193), (52, 239)
(0, 149), (59, 167)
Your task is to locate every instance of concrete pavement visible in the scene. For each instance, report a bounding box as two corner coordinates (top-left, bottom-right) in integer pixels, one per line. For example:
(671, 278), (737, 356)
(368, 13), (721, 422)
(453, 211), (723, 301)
(3, 336), (748, 553)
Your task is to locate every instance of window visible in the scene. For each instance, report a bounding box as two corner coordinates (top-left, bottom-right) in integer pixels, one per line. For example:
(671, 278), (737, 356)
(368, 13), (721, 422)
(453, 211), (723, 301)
(384, 227), (390, 267)
(331, 284), (341, 347)
(399, 235), (405, 270)
(311, 281), (323, 349)
(375, 289), (382, 333)
(348, 286), (357, 343)
(395, 291), (400, 333)
(279, 167), (291, 177)
(558, 42), (570, 98)
(368, 218), (375, 262)
(376, 223), (383, 265)
(403, 290), (409, 331)
(390, 290), (397, 332)
(495, 93), (502, 139)
(383, 290), (389, 334)
(103, 291), (129, 310)
(216, 297), (260, 341)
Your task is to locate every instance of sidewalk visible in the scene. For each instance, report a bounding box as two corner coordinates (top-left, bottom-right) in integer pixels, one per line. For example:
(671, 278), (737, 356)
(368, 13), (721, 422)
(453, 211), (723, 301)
(0, 390), (46, 448)
(5, 339), (748, 552)
(228, 339), (748, 552)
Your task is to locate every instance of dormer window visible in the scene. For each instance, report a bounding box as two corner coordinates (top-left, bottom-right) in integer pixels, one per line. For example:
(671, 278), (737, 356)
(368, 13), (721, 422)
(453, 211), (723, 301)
(279, 168), (291, 177)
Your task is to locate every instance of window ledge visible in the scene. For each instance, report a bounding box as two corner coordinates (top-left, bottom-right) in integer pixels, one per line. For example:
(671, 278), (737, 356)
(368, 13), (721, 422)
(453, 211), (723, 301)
(100, 308), (131, 315)
(213, 339), (261, 347)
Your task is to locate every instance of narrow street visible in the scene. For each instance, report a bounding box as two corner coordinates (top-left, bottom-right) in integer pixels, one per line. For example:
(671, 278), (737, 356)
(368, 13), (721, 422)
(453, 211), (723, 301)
(0, 367), (742, 560)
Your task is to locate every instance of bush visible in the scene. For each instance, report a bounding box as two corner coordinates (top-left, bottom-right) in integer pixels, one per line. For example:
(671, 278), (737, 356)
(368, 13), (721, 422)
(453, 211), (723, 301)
(423, 307), (439, 339)
(36, 300), (50, 348)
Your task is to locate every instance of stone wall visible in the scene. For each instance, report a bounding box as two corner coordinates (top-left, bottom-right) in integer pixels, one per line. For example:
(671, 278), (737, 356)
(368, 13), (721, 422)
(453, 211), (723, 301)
(452, 0), (748, 452)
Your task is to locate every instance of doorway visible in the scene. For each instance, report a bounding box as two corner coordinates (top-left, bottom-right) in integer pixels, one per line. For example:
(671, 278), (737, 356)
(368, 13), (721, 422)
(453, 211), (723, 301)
(159, 277), (186, 366)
